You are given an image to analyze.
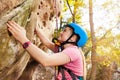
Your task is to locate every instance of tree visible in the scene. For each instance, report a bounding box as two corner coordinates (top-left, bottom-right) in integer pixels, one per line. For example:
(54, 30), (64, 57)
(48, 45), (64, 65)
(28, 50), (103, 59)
(88, 0), (97, 80)
(0, 0), (62, 80)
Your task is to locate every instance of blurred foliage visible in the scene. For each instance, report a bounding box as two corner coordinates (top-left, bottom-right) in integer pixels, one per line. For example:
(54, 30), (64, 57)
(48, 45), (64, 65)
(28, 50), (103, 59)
(54, 0), (120, 79)
(61, 0), (84, 24)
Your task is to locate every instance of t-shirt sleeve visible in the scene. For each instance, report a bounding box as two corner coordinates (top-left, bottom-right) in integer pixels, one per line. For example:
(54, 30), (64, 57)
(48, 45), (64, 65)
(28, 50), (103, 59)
(62, 47), (79, 62)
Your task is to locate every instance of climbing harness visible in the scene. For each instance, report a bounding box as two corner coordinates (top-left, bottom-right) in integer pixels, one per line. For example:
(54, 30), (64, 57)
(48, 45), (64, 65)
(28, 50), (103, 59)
(58, 66), (82, 80)
(53, 0), (59, 30)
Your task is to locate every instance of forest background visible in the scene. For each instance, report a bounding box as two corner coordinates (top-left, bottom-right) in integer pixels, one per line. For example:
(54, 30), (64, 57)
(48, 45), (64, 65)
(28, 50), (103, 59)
(58, 0), (120, 80)
(0, 0), (120, 80)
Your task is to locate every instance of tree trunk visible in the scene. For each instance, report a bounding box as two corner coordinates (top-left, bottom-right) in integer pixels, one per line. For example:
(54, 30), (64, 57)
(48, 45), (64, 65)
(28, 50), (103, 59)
(0, 0), (63, 80)
(89, 0), (97, 80)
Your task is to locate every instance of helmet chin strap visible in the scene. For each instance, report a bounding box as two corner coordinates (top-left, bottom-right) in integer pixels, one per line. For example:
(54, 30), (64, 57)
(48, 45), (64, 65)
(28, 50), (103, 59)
(60, 33), (77, 50)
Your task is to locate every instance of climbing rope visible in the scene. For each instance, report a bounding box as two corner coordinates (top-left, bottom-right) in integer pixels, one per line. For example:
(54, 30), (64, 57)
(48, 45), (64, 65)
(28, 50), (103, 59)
(52, 0), (61, 46)
(53, 0), (59, 31)
(53, 1), (59, 79)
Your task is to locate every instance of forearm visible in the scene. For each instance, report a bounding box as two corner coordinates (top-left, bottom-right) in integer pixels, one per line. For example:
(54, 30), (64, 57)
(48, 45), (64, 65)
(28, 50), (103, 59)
(25, 42), (50, 66)
(36, 29), (55, 51)
(37, 29), (50, 44)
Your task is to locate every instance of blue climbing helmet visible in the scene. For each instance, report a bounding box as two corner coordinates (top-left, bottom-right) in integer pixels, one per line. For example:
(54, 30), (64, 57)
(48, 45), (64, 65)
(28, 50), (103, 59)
(63, 23), (88, 47)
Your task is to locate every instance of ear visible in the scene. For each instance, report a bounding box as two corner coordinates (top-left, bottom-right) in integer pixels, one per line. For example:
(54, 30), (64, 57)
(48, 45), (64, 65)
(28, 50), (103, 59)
(70, 34), (78, 42)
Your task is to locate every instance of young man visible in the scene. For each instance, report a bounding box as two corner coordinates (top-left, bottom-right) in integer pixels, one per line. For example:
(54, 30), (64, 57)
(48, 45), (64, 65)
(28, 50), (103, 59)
(7, 21), (88, 80)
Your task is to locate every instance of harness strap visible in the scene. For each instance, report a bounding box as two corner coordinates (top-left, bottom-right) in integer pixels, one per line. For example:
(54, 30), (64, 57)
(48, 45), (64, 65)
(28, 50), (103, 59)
(58, 66), (79, 80)
(60, 32), (78, 50)
(59, 66), (66, 80)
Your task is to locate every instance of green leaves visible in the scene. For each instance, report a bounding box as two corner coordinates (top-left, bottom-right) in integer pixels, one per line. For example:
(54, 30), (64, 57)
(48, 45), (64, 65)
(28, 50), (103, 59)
(62, 0), (84, 23)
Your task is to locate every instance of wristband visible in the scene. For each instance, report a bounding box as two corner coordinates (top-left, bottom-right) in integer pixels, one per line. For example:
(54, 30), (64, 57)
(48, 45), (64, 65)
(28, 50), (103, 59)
(22, 41), (31, 49)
